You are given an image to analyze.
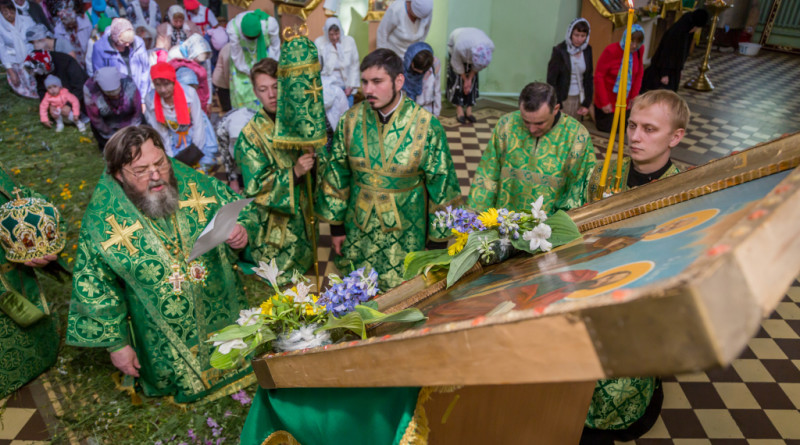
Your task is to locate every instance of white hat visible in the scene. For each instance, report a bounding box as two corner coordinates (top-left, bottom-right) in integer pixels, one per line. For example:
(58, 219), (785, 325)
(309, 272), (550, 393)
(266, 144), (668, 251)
(410, 0), (433, 19)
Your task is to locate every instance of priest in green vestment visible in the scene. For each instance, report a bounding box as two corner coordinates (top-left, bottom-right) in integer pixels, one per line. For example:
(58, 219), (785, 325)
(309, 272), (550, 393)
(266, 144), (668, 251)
(316, 48), (462, 290)
(582, 89), (689, 443)
(0, 167), (62, 399)
(467, 82), (596, 215)
(66, 126), (259, 403)
(235, 58), (314, 285)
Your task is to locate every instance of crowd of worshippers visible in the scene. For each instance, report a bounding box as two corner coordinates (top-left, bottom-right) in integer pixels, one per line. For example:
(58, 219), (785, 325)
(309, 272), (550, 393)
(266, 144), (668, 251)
(2, 0), (706, 441)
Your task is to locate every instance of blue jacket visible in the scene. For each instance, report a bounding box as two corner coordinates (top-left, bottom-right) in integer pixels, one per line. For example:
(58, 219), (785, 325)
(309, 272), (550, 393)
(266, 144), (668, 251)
(92, 34), (150, 104)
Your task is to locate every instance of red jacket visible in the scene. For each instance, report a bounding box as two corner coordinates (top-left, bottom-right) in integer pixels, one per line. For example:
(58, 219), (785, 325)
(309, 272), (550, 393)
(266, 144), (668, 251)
(593, 42), (644, 109)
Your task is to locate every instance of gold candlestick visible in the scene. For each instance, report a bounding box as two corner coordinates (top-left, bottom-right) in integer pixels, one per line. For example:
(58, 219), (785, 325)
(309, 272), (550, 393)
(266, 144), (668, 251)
(685, 1), (733, 91)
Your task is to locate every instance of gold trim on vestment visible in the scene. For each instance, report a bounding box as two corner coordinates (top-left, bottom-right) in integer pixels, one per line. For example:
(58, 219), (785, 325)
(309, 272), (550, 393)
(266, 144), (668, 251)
(262, 430), (301, 445)
(276, 62), (322, 77)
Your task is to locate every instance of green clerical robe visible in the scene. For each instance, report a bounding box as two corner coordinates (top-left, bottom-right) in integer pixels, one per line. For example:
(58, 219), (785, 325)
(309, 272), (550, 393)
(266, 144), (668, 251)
(0, 168), (60, 398)
(585, 155), (681, 203)
(467, 111), (596, 214)
(235, 109), (313, 285)
(66, 160), (258, 403)
(316, 97), (461, 290)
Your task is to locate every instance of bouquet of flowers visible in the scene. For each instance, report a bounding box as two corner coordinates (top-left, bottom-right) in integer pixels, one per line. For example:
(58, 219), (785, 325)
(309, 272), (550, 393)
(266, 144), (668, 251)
(207, 260), (425, 370)
(404, 196), (582, 287)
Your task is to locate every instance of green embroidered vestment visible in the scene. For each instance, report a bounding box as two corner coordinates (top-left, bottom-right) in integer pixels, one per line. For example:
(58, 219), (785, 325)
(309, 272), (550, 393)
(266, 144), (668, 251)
(235, 109), (313, 285)
(66, 161), (259, 403)
(316, 98), (461, 290)
(585, 155), (681, 203)
(467, 111), (596, 214)
(0, 168), (60, 398)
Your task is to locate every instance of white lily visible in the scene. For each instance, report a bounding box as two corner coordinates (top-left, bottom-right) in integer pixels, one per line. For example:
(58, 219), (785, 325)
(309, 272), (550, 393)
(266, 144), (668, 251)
(254, 259), (283, 288)
(213, 338), (248, 354)
(523, 223), (553, 252)
(236, 308), (262, 326)
(530, 196), (548, 222)
(284, 281), (314, 304)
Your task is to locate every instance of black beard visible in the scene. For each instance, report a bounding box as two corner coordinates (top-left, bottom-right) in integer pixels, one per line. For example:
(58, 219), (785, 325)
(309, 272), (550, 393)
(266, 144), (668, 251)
(121, 169), (180, 219)
(370, 86), (398, 111)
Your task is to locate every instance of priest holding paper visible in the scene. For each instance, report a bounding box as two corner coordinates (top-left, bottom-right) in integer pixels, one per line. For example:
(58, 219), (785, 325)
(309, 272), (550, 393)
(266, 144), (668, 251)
(66, 125), (259, 403)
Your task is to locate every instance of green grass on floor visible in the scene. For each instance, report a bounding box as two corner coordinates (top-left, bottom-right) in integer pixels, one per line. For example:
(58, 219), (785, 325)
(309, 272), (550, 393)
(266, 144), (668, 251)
(0, 72), (267, 444)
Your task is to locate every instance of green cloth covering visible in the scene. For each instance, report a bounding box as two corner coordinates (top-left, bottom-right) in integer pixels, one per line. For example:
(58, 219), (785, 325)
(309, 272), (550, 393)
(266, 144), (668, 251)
(66, 160), (260, 403)
(467, 111), (596, 215)
(586, 155), (681, 203)
(235, 109), (314, 285)
(0, 167), (60, 399)
(230, 17), (269, 111)
(273, 35), (328, 150)
(240, 386), (420, 445)
(241, 12), (266, 60)
(315, 98), (462, 290)
(98, 16), (112, 33)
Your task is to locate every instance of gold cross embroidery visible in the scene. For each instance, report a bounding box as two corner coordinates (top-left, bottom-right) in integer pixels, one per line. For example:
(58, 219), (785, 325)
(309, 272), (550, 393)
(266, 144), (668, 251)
(304, 79), (323, 103)
(168, 263), (185, 294)
(101, 215), (143, 255)
(179, 182), (217, 223)
(11, 187), (22, 200)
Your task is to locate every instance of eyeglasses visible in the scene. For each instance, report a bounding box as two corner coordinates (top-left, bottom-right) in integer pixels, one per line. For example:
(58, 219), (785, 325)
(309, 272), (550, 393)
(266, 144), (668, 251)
(123, 155), (171, 179)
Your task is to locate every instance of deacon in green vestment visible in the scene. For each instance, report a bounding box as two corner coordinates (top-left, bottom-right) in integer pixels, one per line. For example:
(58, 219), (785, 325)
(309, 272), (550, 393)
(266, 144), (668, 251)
(316, 49), (461, 290)
(467, 82), (596, 215)
(0, 167), (62, 399)
(582, 89), (690, 442)
(66, 126), (259, 403)
(235, 58), (314, 285)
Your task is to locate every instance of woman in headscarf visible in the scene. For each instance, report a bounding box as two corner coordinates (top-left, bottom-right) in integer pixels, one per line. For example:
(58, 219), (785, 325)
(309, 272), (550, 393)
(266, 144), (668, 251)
(446, 27), (494, 124)
(168, 33), (212, 112)
(403, 41), (440, 116)
(145, 61), (218, 172)
(155, 5), (200, 50)
(547, 18), (593, 119)
(125, 0), (160, 31)
(642, 9), (709, 93)
(12, 0), (52, 32)
(593, 24), (645, 133)
(314, 17), (359, 107)
(52, 0), (92, 67)
(0, 0), (37, 98)
(225, 10), (279, 110)
(92, 17), (150, 105)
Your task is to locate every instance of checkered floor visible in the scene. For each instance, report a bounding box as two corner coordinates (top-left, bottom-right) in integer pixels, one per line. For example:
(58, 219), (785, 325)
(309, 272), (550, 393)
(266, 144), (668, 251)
(3, 48), (800, 444)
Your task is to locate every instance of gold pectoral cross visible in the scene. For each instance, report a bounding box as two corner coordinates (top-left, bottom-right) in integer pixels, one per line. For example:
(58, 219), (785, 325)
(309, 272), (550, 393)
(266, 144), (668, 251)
(179, 182), (217, 223)
(101, 215), (143, 256)
(168, 263), (186, 295)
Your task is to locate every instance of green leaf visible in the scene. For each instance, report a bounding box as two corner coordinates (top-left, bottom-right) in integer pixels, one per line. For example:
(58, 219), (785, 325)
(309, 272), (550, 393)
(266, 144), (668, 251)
(209, 348), (241, 370)
(314, 312), (367, 339)
(403, 249), (452, 280)
(447, 231), (498, 288)
(547, 210), (582, 247)
(354, 305), (426, 325)
(362, 300), (379, 310)
(206, 322), (263, 343)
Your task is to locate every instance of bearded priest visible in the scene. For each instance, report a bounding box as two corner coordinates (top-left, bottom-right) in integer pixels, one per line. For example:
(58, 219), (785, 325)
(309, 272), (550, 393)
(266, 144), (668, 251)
(66, 125), (259, 403)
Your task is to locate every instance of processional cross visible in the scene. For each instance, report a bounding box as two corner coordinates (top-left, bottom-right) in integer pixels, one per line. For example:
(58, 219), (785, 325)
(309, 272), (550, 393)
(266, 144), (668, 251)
(101, 215), (143, 255)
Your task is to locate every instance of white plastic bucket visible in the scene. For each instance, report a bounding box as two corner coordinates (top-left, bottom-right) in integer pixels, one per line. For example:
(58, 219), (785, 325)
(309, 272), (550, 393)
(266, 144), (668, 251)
(738, 42), (761, 56)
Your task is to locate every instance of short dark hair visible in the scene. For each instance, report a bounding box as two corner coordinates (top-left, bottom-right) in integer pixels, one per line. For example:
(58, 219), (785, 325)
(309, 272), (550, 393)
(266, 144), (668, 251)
(572, 21), (589, 35)
(411, 50), (433, 73)
(105, 126), (166, 177)
(250, 57), (278, 84)
(329, 24), (339, 33)
(360, 48), (403, 81)
(519, 82), (557, 112)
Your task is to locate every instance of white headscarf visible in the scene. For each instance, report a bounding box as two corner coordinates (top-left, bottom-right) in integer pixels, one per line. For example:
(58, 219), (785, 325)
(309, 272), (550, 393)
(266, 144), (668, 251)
(0, 11), (33, 66)
(409, 0), (432, 20)
(565, 18), (590, 55)
(320, 17), (342, 46)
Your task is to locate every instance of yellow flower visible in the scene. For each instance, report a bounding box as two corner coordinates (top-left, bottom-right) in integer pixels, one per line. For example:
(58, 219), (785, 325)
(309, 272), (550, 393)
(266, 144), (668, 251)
(304, 303), (317, 316)
(448, 229), (469, 256)
(260, 299), (274, 316)
(478, 208), (500, 228)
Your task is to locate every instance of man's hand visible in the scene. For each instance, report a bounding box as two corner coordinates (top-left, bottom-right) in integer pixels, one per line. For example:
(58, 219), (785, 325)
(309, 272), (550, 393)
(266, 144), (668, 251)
(660, 76), (669, 85)
(293, 153), (315, 177)
(226, 223), (248, 249)
(331, 235), (346, 255)
(110, 345), (141, 377)
(601, 104), (613, 114)
(577, 106), (589, 116)
(24, 254), (57, 268)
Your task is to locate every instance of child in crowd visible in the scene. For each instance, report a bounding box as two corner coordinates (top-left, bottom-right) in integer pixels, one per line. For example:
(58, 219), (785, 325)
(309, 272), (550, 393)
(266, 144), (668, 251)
(39, 75), (86, 132)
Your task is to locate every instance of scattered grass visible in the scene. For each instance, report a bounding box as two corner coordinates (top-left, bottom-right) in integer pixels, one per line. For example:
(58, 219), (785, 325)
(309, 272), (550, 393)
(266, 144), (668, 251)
(0, 73), (266, 444)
